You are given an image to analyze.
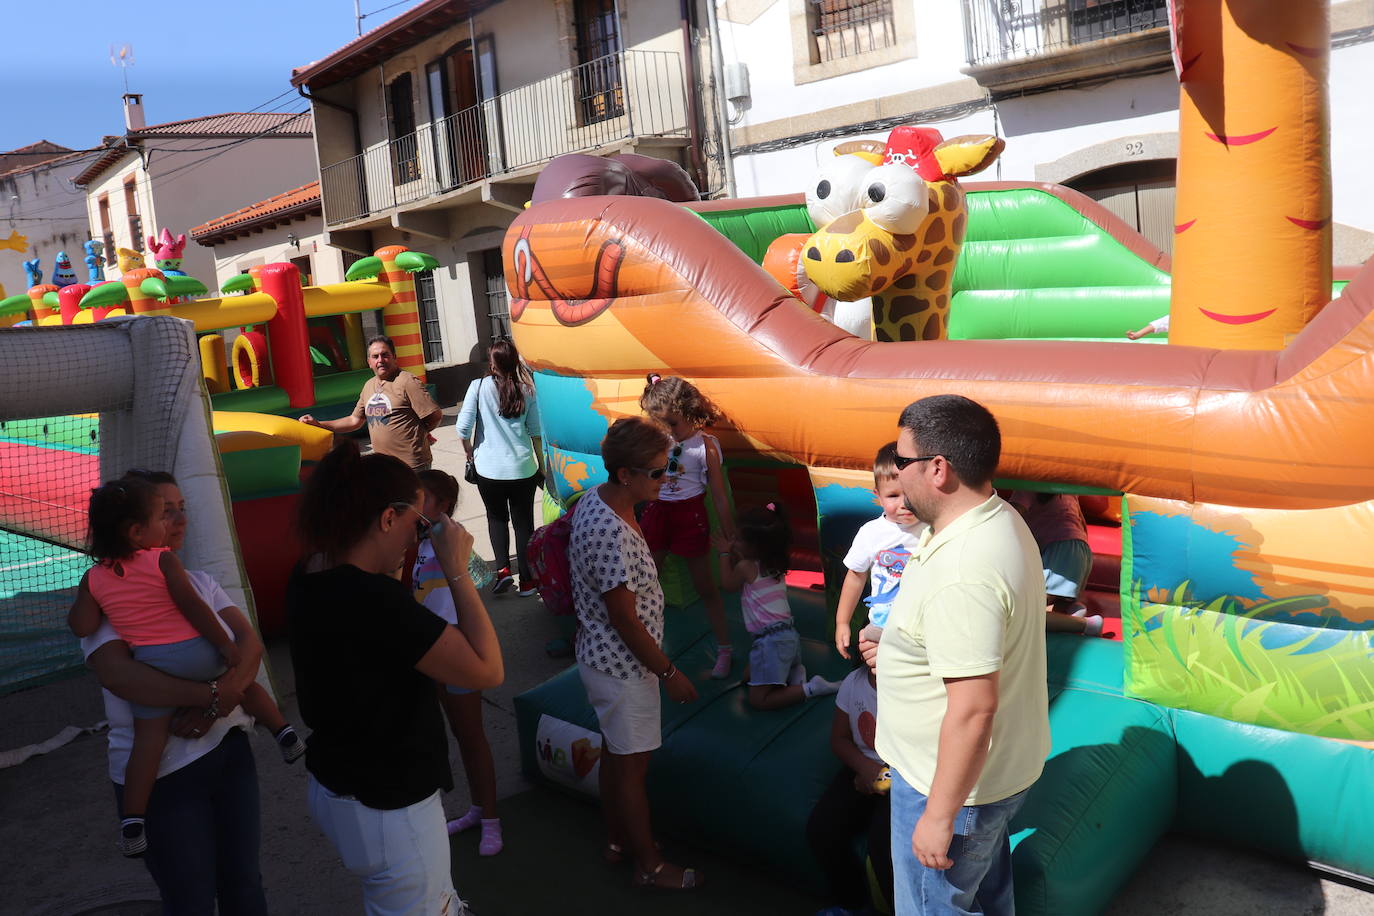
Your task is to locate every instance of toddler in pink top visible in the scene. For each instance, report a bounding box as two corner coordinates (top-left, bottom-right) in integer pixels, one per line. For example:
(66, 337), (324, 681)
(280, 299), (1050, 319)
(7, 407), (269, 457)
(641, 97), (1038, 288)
(69, 477), (301, 858)
(714, 502), (840, 710)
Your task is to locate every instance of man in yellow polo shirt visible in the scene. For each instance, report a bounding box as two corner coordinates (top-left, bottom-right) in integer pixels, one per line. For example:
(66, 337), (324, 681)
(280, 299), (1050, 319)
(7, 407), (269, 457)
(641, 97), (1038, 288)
(871, 394), (1049, 915)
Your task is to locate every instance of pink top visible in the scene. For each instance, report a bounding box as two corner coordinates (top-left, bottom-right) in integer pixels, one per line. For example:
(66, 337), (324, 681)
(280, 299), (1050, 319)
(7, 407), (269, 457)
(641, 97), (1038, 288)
(741, 571), (792, 634)
(86, 547), (200, 647)
(1007, 491), (1087, 549)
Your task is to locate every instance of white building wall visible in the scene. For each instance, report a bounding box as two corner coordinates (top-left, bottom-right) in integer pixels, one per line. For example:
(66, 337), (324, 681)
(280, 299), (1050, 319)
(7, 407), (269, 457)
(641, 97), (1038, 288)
(1, 154), (92, 294)
(722, 0), (1374, 254)
(148, 137), (317, 286)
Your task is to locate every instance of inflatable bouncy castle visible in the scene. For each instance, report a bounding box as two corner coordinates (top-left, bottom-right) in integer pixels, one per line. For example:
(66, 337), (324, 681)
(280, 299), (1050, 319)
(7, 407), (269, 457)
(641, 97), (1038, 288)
(511, 2), (1374, 912)
(0, 246), (440, 688)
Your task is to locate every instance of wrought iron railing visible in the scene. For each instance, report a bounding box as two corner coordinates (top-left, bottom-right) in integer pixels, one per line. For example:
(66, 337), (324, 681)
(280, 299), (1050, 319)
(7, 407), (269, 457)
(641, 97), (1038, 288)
(962, 0), (1169, 68)
(320, 49), (688, 226)
(810, 0), (898, 62)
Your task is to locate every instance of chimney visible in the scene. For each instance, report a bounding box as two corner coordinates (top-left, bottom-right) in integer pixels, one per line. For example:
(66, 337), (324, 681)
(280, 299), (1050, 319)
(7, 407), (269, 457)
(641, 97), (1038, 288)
(123, 93), (145, 132)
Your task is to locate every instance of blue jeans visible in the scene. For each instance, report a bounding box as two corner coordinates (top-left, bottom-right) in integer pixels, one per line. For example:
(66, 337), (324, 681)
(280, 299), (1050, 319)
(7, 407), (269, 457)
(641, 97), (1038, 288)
(889, 768), (1028, 915)
(113, 728), (267, 916)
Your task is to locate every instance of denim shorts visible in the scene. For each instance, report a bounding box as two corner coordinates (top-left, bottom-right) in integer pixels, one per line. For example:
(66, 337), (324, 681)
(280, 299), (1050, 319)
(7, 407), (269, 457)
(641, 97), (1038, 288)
(747, 624), (801, 687)
(1041, 538), (1092, 600)
(131, 636), (227, 719)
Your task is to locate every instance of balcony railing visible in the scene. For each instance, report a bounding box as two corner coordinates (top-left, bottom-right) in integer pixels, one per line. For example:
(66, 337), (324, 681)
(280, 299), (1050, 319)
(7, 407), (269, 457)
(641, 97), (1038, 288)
(963, 0), (1169, 68)
(321, 49), (688, 226)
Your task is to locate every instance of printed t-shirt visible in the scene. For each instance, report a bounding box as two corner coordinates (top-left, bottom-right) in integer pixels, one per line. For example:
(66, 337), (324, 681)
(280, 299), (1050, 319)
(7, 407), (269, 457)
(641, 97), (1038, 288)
(836, 667), (882, 764)
(875, 495), (1050, 805)
(568, 486), (664, 680)
(287, 563), (451, 809)
(82, 570), (254, 785)
(659, 432), (715, 502)
(352, 370), (439, 468)
(843, 514), (927, 628)
(412, 538), (456, 625)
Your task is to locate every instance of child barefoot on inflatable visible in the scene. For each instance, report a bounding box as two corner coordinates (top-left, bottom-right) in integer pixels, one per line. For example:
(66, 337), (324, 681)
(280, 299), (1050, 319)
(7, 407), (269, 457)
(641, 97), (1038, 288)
(715, 503), (840, 709)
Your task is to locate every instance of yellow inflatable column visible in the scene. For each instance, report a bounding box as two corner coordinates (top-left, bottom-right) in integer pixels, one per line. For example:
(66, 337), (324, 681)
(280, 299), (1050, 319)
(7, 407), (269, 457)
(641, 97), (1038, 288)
(376, 245), (426, 381)
(200, 333), (230, 393)
(1170, 0), (1331, 350)
(342, 313), (367, 370)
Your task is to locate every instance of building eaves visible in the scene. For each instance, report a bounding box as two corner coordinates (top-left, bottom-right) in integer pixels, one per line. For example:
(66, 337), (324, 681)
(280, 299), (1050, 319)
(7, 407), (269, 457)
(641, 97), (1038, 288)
(190, 181), (322, 246)
(290, 0), (490, 90)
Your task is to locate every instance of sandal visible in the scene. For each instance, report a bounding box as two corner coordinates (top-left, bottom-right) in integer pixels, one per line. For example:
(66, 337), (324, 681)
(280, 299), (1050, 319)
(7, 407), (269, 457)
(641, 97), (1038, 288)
(604, 839), (660, 865)
(633, 861), (702, 890)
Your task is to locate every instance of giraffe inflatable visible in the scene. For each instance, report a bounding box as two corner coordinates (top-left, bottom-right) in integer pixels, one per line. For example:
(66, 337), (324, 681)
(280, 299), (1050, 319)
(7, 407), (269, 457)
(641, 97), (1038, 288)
(796, 127), (1003, 342)
(1169, 0), (1331, 349)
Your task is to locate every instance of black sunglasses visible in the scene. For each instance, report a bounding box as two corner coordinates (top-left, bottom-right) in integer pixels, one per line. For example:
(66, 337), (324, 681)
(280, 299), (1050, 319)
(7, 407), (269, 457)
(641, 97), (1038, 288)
(390, 502), (434, 538)
(893, 454), (938, 471)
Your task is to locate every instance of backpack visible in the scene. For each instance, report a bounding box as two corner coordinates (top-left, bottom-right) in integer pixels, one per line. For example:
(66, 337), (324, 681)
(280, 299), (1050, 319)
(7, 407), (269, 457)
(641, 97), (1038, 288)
(525, 494), (583, 617)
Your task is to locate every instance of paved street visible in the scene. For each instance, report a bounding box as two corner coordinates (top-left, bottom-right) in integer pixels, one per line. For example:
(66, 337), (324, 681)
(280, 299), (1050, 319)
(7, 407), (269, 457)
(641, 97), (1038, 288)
(2, 413), (1371, 914)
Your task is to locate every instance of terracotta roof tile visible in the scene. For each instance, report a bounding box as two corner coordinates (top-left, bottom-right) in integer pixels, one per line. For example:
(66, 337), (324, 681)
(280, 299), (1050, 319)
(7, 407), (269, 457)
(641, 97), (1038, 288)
(132, 110), (312, 139)
(191, 181), (322, 245)
(0, 141), (90, 179)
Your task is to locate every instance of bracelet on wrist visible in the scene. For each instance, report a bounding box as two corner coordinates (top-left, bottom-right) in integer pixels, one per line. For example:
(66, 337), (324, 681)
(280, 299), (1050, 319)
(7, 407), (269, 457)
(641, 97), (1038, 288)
(205, 678), (221, 720)
(657, 663), (677, 681)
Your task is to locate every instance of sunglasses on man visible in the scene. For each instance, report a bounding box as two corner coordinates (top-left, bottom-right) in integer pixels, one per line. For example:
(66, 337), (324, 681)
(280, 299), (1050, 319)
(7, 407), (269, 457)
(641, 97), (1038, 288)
(892, 454), (938, 471)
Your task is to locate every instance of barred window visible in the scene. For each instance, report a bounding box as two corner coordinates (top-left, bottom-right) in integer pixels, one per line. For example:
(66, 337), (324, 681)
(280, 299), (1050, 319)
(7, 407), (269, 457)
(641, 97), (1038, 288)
(811, 0), (897, 63)
(413, 270), (445, 364)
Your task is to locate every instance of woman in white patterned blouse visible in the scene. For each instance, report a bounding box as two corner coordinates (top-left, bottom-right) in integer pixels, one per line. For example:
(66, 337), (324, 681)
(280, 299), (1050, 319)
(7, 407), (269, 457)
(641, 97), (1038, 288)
(569, 416), (704, 891)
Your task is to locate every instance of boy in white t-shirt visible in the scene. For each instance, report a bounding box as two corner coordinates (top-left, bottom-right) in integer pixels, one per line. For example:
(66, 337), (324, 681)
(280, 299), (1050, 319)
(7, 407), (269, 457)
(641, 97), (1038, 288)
(834, 442), (928, 659)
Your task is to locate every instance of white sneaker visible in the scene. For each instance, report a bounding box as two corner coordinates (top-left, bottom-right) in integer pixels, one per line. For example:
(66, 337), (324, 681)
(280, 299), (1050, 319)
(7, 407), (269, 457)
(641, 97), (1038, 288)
(1083, 615), (1105, 637)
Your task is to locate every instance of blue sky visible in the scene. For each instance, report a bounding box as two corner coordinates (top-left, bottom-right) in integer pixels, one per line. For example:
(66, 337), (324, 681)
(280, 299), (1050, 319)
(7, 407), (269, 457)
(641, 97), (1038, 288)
(0, 0), (405, 152)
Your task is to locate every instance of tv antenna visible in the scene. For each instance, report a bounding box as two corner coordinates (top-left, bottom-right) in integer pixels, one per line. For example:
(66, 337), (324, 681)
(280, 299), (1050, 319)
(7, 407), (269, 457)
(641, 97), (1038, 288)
(110, 44), (135, 94)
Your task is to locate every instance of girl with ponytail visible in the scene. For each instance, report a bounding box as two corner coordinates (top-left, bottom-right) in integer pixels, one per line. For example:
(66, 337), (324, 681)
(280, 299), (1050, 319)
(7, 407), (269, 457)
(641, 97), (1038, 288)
(456, 338), (544, 596)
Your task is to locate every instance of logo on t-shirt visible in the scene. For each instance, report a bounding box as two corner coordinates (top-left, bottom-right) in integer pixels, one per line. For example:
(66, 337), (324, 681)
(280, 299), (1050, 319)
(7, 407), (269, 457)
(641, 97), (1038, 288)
(858, 710), (878, 753)
(866, 545), (912, 609)
(364, 391), (393, 427)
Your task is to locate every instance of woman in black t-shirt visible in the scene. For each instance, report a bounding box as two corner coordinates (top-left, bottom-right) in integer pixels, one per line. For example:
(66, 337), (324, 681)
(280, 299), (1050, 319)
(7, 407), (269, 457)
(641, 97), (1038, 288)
(288, 440), (503, 914)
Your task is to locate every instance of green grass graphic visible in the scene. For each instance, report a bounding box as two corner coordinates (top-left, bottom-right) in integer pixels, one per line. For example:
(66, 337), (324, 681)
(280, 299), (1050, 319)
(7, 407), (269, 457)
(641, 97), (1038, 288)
(1123, 582), (1374, 740)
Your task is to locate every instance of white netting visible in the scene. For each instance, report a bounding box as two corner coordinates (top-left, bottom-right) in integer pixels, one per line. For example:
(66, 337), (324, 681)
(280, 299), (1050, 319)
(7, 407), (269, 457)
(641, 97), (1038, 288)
(0, 317), (250, 743)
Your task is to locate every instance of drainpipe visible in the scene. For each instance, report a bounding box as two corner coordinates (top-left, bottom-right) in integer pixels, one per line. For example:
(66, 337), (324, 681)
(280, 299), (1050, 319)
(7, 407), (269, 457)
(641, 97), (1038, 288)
(678, 0), (709, 191)
(298, 83), (368, 233)
(704, 0), (737, 197)
(297, 84), (362, 157)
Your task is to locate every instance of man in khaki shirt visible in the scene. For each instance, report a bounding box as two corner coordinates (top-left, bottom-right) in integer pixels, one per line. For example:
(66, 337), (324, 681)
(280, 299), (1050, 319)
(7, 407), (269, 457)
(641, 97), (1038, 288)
(300, 336), (442, 469)
(864, 394), (1049, 915)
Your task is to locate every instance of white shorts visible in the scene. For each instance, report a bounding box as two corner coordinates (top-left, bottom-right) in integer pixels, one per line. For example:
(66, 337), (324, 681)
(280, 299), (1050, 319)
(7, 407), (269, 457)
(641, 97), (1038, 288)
(578, 663), (662, 755)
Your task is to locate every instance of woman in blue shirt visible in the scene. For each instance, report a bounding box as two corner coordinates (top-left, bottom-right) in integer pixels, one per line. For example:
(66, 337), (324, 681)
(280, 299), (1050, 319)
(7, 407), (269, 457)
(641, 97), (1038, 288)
(457, 338), (543, 595)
